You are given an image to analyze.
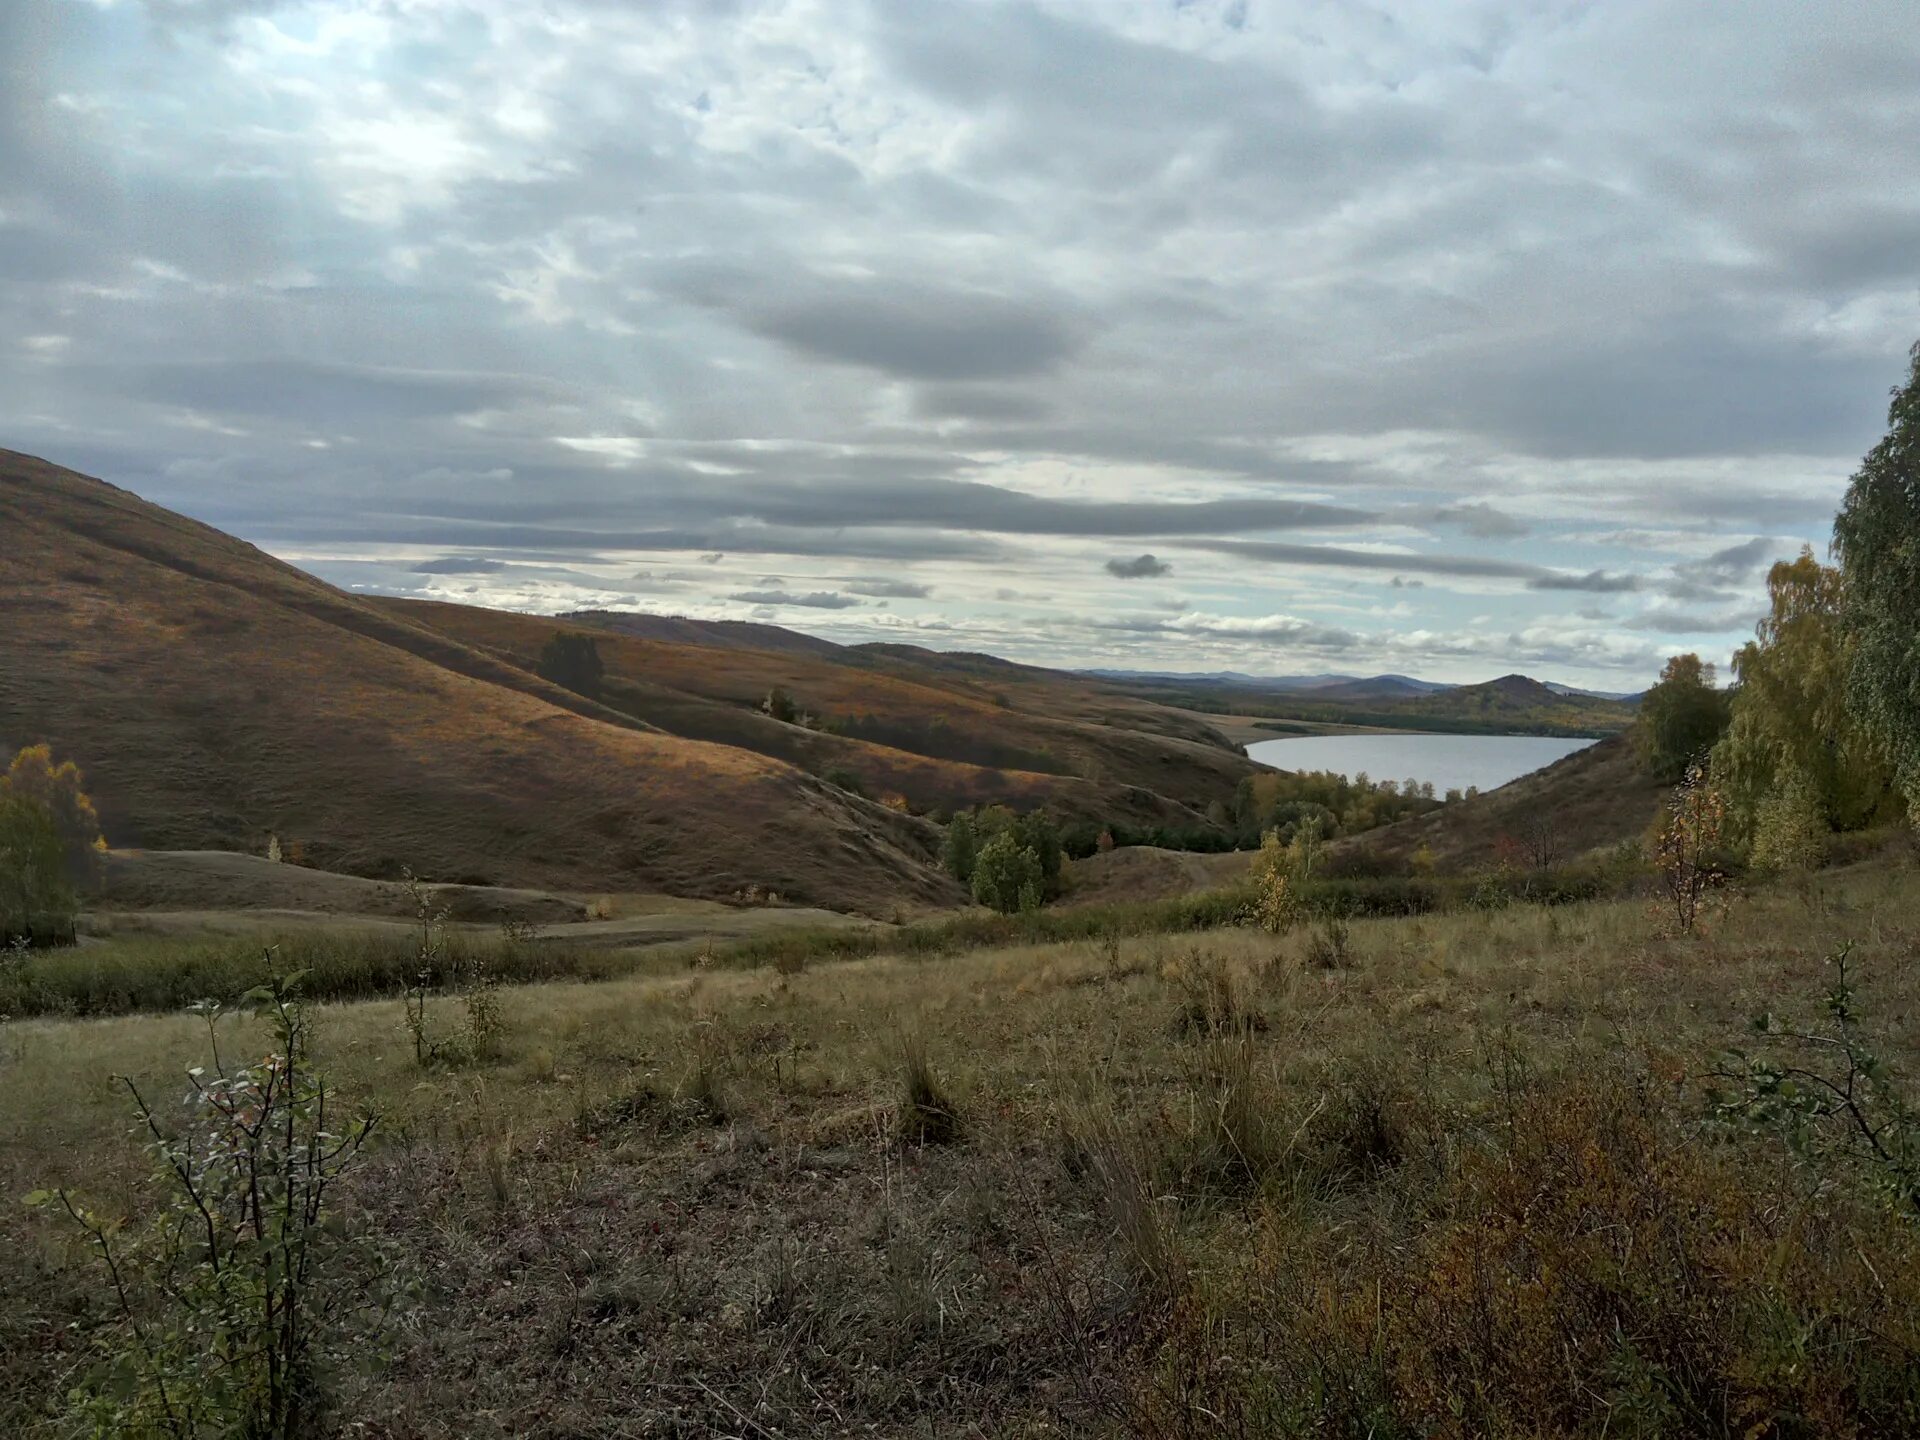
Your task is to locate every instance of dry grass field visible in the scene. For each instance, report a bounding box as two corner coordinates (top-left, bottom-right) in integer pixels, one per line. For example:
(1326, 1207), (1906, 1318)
(6, 854), (1918, 1435)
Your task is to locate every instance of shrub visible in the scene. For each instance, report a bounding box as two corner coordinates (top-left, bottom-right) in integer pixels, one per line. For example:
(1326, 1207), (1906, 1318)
(1749, 769), (1829, 874)
(1133, 1069), (1920, 1439)
(762, 686), (798, 724)
(971, 830), (1044, 914)
(0, 793), (76, 948)
(895, 1029), (960, 1145)
(1303, 914), (1352, 969)
(1, 743), (105, 883)
(1168, 950), (1262, 1036)
(1654, 763), (1725, 934)
(940, 812), (979, 885)
(1634, 653), (1730, 782)
(1250, 830), (1303, 934)
(30, 975), (389, 1437)
(821, 765), (870, 798)
(1709, 941), (1920, 1215)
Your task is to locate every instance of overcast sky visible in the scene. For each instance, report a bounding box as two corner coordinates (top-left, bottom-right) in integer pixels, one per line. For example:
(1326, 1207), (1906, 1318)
(5, 0), (1916, 684)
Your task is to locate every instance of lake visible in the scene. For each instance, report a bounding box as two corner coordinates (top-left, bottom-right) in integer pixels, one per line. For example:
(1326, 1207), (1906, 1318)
(1244, 732), (1597, 795)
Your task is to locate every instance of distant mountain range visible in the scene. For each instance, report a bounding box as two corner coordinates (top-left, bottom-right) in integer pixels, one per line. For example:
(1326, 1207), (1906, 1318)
(1088, 669), (1641, 739)
(1083, 669), (1638, 704)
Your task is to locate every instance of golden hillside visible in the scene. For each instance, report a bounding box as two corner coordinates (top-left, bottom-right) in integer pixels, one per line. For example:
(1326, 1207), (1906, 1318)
(0, 450), (956, 913)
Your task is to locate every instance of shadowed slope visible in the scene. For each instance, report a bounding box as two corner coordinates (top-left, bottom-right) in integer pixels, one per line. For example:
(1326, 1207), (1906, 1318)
(1333, 734), (1665, 873)
(0, 450), (955, 912)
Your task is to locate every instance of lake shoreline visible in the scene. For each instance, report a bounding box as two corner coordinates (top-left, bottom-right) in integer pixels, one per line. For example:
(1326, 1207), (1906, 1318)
(1243, 731), (1598, 796)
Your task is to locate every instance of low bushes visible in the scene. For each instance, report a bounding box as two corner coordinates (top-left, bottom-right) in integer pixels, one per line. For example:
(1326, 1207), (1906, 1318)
(0, 928), (623, 1019)
(1131, 1066), (1920, 1438)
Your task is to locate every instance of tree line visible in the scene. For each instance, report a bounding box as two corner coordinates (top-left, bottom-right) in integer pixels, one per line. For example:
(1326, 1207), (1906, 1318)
(1633, 341), (1920, 870)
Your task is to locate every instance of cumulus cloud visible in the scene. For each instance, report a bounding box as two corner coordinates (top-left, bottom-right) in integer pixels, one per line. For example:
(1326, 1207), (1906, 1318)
(1106, 553), (1173, 579)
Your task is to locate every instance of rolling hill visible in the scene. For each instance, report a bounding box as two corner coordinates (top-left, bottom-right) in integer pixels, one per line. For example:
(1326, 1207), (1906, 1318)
(1331, 732), (1667, 873)
(0, 450), (958, 913)
(381, 599), (1257, 829)
(0, 449), (1272, 911)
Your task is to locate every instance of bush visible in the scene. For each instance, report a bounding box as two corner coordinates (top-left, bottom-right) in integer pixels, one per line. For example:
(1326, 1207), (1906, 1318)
(1, 743), (105, 884)
(1635, 653), (1731, 782)
(971, 830), (1044, 914)
(0, 793), (76, 948)
(895, 1029), (961, 1145)
(1133, 1068), (1920, 1438)
(940, 812), (979, 885)
(30, 976), (390, 1437)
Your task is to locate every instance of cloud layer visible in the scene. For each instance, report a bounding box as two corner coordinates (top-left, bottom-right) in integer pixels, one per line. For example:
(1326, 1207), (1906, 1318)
(2, 0), (1915, 684)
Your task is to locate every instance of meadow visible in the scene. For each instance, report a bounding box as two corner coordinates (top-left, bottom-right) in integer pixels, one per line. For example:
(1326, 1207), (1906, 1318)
(5, 852), (1918, 1436)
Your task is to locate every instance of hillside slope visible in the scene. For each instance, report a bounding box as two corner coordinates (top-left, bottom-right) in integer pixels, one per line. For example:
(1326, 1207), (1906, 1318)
(393, 601), (1257, 823)
(0, 450), (956, 913)
(1333, 734), (1666, 873)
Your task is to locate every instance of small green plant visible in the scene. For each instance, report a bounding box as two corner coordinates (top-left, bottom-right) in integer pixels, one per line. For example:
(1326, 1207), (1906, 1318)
(29, 971), (387, 1438)
(1708, 941), (1920, 1214)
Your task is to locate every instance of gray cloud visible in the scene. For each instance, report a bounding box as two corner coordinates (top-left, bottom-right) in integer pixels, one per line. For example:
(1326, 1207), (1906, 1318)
(1106, 554), (1173, 579)
(412, 555), (508, 575)
(729, 589), (863, 610)
(746, 285), (1084, 382)
(1421, 502), (1532, 540)
(1631, 604), (1760, 634)
(846, 578), (932, 599)
(1527, 570), (1643, 594)
(2, 0), (1911, 686)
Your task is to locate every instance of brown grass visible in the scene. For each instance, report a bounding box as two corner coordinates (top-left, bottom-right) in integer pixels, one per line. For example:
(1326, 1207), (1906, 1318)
(382, 595), (1257, 825)
(0, 450), (956, 914)
(1336, 731), (1668, 874)
(6, 855), (1917, 1434)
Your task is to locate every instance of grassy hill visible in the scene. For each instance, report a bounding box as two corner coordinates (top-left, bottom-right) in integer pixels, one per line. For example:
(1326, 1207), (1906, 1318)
(0, 449), (1273, 913)
(386, 599), (1257, 826)
(1331, 732), (1667, 873)
(0, 450), (956, 913)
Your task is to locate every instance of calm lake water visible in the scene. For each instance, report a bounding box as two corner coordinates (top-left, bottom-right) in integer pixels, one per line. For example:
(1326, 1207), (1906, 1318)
(1244, 732), (1596, 796)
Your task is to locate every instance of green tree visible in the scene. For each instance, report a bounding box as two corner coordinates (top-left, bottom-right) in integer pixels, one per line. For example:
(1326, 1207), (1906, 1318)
(2, 742), (105, 881)
(534, 632), (605, 699)
(970, 829), (1043, 914)
(1710, 551), (1895, 848)
(1749, 771), (1828, 875)
(1634, 653), (1731, 783)
(940, 812), (979, 885)
(1012, 808), (1063, 897)
(1833, 339), (1920, 819)
(0, 793), (76, 945)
